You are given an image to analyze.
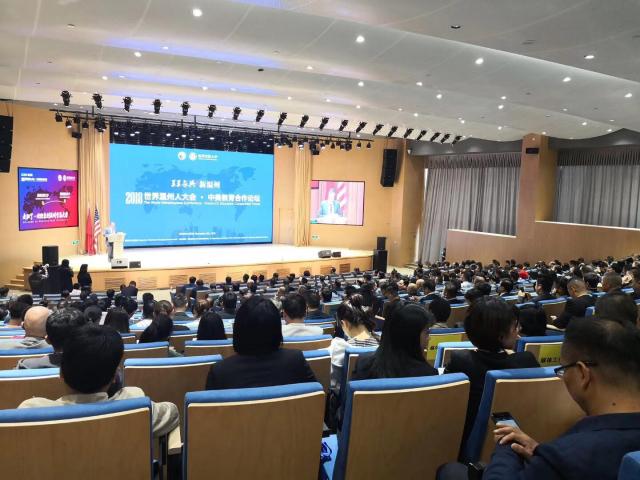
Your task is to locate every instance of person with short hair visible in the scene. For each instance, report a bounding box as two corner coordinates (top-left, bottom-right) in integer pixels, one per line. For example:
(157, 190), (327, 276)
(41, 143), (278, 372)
(602, 272), (623, 294)
(443, 282), (463, 305)
(171, 293), (191, 321)
(219, 292), (238, 319)
(83, 305), (103, 324)
(17, 308), (86, 369)
(205, 296), (317, 389)
(305, 291), (327, 320)
(552, 278), (595, 329)
(321, 288), (334, 304)
(382, 282), (402, 319)
(516, 304), (547, 337)
(498, 280), (514, 298)
(28, 265), (46, 296)
(196, 312), (226, 341)
(0, 306), (49, 349)
(18, 324), (179, 438)
(3, 301), (28, 327)
(282, 293), (323, 337)
(58, 259), (74, 295)
(595, 292), (638, 327)
(121, 281), (138, 298)
(428, 296), (452, 327)
(420, 279), (439, 303)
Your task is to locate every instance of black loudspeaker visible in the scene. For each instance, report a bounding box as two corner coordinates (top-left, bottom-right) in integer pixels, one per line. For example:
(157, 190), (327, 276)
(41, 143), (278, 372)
(525, 147), (540, 154)
(373, 249), (388, 272)
(376, 236), (386, 250)
(44, 266), (61, 294)
(129, 261), (142, 268)
(42, 245), (59, 267)
(0, 115), (13, 173)
(318, 250), (332, 259)
(380, 149), (398, 187)
(331, 251), (341, 258)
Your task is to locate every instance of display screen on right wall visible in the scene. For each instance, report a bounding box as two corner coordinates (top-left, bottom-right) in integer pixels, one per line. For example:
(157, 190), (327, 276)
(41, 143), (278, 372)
(310, 180), (365, 226)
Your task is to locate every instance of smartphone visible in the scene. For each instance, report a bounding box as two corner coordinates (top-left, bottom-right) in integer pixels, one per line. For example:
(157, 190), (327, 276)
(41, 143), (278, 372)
(491, 411), (520, 429)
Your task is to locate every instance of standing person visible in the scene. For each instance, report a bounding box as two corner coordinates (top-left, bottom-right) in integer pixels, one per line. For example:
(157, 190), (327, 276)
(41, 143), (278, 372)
(104, 222), (116, 262)
(58, 259), (74, 294)
(28, 264), (47, 296)
(77, 264), (92, 289)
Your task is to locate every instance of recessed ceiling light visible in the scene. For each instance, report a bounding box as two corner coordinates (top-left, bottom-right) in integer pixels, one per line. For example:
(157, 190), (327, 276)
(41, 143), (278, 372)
(67, 23), (75, 28)
(356, 35), (365, 43)
(436, 93), (443, 99)
(201, 86), (208, 90)
(101, 75), (108, 80)
(584, 54), (595, 60)
(545, 114), (551, 117)
(607, 128), (613, 132)
(230, 87), (236, 91)
(134, 51), (142, 57)
(498, 104), (504, 110)
(53, 103), (58, 106)
(610, 119), (615, 122)
(287, 96), (292, 100)
(416, 81), (423, 87)
(563, 76), (572, 82)
(624, 92), (633, 98)
(562, 108), (568, 111)
(581, 121), (588, 126)
(162, 46), (169, 50)
(460, 119), (466, 124)
(357, 81), (364, 87)
(498, 126), (503, 130)
(450, 25), (462, 29)
(413, 112), (419, 117)
(500, 95), (507, 100)
(475, 57), (484, 65)
(118, 75), (125, 79)
(192, 7), (203, 17)
(542, 131), (547, 135)
(355, 105), (361, 109)
(306, 65), (313, 70)
(398, 107), (403, 111)
(325, 98), (331, 102)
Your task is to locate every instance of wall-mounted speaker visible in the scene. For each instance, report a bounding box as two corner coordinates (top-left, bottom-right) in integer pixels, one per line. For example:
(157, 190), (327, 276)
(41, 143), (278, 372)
(0, 115), (13, 173)
(373, 249), (388, 272)
(376, 236), (386, 250)
(42, 245), (59, 267)
(380, 149), (398, 187)
(525, 147), (540, 154)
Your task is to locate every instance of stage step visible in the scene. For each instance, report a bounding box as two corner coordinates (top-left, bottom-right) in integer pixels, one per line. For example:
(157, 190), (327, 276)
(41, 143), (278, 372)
(7, 280), (25, 290)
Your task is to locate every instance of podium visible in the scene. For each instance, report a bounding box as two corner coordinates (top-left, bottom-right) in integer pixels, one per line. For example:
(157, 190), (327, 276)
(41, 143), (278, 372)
(107, 232), (126, 259)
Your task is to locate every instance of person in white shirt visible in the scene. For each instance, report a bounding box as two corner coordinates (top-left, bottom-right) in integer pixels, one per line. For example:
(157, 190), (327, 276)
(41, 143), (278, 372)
(281, 293), (323, 337)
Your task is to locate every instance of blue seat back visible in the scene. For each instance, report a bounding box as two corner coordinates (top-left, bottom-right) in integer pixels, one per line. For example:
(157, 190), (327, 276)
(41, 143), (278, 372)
(619, 451), (640, 479)
(434, 341), (474, 369)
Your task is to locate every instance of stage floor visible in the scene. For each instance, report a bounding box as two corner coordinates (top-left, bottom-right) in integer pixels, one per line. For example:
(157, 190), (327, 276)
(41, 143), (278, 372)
(65, 244), (371, 271)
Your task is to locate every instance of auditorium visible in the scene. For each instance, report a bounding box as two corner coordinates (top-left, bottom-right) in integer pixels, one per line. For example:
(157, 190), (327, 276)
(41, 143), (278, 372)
(2, 1), (640, 479)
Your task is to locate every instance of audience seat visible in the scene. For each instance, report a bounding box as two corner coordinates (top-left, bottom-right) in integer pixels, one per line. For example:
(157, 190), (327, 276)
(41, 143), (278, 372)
(321, 373), (470, 480)
(304, 317), (335, 324)
(282, 335), (332, 351)
(184, 339), (235, 358)
(122, 341), (169, 364)
(169, 330), (197, 354)
(619, 451), (640, 480)
(585, 306), (595, 317)
(425, 328), (468, 364)
(516, 335), (564, 366)
(183, 382), (325, 479)
(539, 299), (567, 322)
(302, 349), (331, 392)
(0, 347), (54, 370)
(0, 397), (153, 479)
(464, 367), (584, 463)
(322, 302), (341, 317)
(434, 341), (475, 369)
(340, 346), (379, 398)
(447, 305), (469, 327)
(120, 333), (137, 344)
(124, 355), (221, 427)
(0, 368), (67, 410)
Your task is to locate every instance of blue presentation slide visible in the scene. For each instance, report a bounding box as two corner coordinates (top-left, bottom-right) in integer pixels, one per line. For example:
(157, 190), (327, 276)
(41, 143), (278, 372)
(109, 144), (273, 247)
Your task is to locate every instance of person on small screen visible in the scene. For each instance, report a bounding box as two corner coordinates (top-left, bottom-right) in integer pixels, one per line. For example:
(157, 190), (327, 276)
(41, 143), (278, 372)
(317, 188), (346, 224)
(104, 222), (116, 261)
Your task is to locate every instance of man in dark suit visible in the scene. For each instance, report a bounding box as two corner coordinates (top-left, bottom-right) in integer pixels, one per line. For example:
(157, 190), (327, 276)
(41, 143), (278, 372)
(602, 271), (623, 295)
(304, 291), (330, 321)
(184, 276), (197, 290)
(121, 281), (138, 298)
(443, 282), (464, 305)
(419, 278), (440, 304)
(552, 278), (595, 329)
(218, 291), (237, 319)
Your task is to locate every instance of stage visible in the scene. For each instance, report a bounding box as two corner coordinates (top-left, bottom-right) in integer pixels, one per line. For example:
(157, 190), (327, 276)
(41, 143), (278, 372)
(23, 244), (373, 291)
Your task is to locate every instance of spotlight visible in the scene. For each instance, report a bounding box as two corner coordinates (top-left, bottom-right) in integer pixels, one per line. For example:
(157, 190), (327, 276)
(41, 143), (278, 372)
(430, 132), (441, 142)
(403, 128), (414, 138)
(440, 133), (451, 143)
(355, 121), (367, 133)
(92, 93), (103, 109)
(416, 130), (427, 141)
(60, 90), (71, 107)
(123, 96), (132, 112)
(55, 111), (63, 122)
(81, 118), (89, 129)
(65, 119), (72, 129)
(345, 141), (352, 152)
(73, 115), (80, 125)
(339, 142), (345, 150)
(298, 139), (304, 149)
(366, 142), (372, 149)
(278, 112), (287, 126)
(181, 101), (190, 116)
(207, 104), (216, 118)
(319, 117), (329, 130)
(94, 116), (106, 132)
(356, 141), (362, 149)
(152, 99), (162, 114)
(330, 142), (336, 149)
(372, 124), (383, 135)
(232, 107), (241, 120)
(299, 115), (309, 128)
(387, 126), (398, 137)
(339, 119), (348, 131)
(256, 109), (265, 122)
(452, 135), (462, 144)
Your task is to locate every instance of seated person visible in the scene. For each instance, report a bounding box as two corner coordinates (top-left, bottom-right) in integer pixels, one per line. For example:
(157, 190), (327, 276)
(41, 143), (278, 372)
(281, 293), (323, 337)
(381, 282), (402, 319)
(19, 324), (179, 438)
(497, 280), (514, 298)
(17, 308), (87, 369)
(196, 311), (227, 341)
(83, 305), (103, 324)
(445, 297), (539, 452)
(305, 291), (328, 320)
(103, 308), (130, 334)
(3, 300), (28, 327)
(516, 304), (547, 337)
(139, 314), (182, 357)
(205, 296), (317, 389)
(464, 288), (484, 307)
(405, 283), (421, 302)
(552, 278), (595, 329)
(595, 292), (638, 327)
(419, 279), (440, 303)
(477, 319), (640, 479)
(443, 282), (463, 305)
(528, 271), (556, 304)
(428, 296), (452, 328)
(354, 303), (437, 380)
(0, 306), (49, 349)
(602, 272), (623, 295)
(218, 292), (237, 319)
(171, 293), (191, 321)
(121, 281), (138, 298)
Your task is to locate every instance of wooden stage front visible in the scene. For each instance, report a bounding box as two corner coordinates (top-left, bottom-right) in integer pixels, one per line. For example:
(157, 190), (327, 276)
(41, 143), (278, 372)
(23, 244), (373, 291)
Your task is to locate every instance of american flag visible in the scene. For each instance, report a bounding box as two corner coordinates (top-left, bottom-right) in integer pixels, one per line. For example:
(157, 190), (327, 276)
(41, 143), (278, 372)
(93, 208), (101, 253)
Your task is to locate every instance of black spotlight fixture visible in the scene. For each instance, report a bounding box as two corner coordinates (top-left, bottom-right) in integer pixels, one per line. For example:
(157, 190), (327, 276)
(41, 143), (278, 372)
(299, 115), (309, 128)
(338, 119), (348, 131)
(345, 141), (353, 152)
(387, 126), (398, 137)
(94, 116), (106, 132)
(278, 112), (287, 126)
(208, 104), (217, 118)
(452, 135), (462, 144)
(152, 99), (162, 115)
(73, 114), (80, 125)
(403, 128), (414, 138)
(55, 111), (63, 122)
(122, 96), (133, 112)
(319, 117), (329, 130)
(81, 117), (89, 129)
(233, 107), (242, 120)
(416, 129), (427, 141)
(330, 141), (336, 149)
(366, 142), (372, 149)
(60, 90), (71, 107)
(65, 119), (72, 129)
(372, 123), (384, 135)
(355, 121), (367, 133)
(430, 132), (441, 142)
(356, 141), (362, 149)
(92, 93), (103, 109)
(256, 109), (265, 122)
(440, 133), (451, 143)
(298, 139), (304, 149)
(181, 101), (190, 116)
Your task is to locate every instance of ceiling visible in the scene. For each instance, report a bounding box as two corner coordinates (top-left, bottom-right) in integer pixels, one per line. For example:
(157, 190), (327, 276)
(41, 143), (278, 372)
(0, 0), (639, 141)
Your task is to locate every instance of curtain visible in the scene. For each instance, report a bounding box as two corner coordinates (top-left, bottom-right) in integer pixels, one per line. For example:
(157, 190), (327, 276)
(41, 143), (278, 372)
(418, 153), (520, 262)
(78, 124), (109, 254)
(293, 147), (312, 246)
(554, 147), (640, 229)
